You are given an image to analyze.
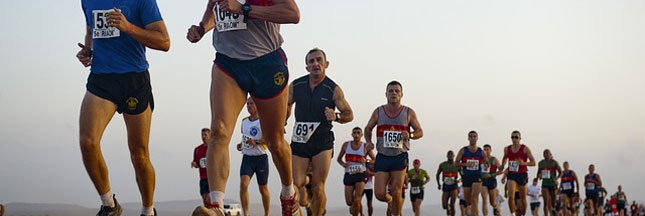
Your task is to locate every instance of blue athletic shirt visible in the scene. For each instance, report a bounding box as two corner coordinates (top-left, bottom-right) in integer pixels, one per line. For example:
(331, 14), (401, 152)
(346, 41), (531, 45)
(461, 146), (483, 175)
(81, 0), (163, 74)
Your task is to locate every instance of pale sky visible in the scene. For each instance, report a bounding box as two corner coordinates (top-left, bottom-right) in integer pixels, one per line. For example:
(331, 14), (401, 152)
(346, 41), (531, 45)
(1, 0), (644, 209)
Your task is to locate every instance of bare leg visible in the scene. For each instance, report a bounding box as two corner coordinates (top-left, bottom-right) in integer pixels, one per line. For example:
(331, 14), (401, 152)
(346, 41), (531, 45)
(310, 150), (332, 216)
(482, 186), (489, 216)
(353, 182), (365, 216)
(450, 190), (457, 216)
(413, 199), (423, 216)
(124, 105), (155, 207)
(207, 66), (247, 196)
(507, 180), (518, 215)
(240, 175), (251, 216)
(293, 156), (310, 207)
(519, 185), (528, 216)
(79, 92), (117, 198)
(389, 170), (406, 216)
(471, 182), (482, 216)
(259, 185), (270, 216)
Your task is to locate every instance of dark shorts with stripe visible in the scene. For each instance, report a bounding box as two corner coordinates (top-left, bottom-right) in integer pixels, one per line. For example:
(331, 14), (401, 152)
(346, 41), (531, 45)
(199, 178), (209, 195)
(462, 173), (482, 187)
(87, 70), (154, 114)
(240, 154), (270, 186)
(507, 172), (528, 186)
(374, 152), (408, 172)
(483, 178), (497, 189)
(214, 48), (289, 99)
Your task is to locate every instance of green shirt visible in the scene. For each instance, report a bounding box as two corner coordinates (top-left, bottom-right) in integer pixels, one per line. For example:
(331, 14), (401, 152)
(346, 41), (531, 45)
(539, 159), (557, 186)
(407, 169), (429, 188)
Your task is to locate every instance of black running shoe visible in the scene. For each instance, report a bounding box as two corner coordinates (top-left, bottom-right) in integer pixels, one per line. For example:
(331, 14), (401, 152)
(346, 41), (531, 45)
(96, 194), (123, 216)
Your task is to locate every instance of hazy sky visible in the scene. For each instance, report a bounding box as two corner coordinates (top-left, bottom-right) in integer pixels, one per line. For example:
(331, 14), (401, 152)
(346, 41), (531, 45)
(1, 0), (644, 210)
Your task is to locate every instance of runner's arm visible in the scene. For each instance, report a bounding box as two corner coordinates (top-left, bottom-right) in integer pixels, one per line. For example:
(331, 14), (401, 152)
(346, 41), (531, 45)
(106, 9), (170, 51)
(536, 162), (542, 179)
(200, 0), (216, 32)
(596, 175), (602, 187)
(423, 171), (431, 185)
(285, 84), (295, 120)
(367, 148), (376, 161)
(332, 86), (353, 124)
(524, 146), (536, 166)
(454, 148), (469, 167)
(556, 161), (563, 179)
(245, 0), (300, 24)
(573, 171), (579, 193)
(435, 164), (442, 187)
(364, 108), (379, 147)
(407, 108), (423, 140)
(500, 147), (508, 170)
(336, 142), (348, 168)
(491, 158), (503, 177)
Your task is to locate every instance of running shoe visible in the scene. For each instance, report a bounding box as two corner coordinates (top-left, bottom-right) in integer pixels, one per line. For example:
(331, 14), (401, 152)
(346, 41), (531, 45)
(281, 193), (301, 216)
(96, 195), (123, 216)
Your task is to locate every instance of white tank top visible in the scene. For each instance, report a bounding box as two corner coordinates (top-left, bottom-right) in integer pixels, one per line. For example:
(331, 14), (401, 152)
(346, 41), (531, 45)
(241, 117), (268, 156)
(344, 141), (366, 174)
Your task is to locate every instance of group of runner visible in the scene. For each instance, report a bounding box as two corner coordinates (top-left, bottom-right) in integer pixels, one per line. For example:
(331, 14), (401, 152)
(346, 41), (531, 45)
(73, 0), (639, 215)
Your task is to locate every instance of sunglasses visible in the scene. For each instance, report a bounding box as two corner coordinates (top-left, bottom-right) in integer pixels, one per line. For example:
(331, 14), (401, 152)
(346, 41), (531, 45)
(511, 136), (520, 139)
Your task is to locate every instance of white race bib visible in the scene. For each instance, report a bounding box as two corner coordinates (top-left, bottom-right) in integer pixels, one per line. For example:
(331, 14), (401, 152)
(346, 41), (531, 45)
(411, 186), (421, 194)
(383, 131), (403, 149)
(92, 9), (120, 39)
(291, 122), (320, 143)
(241, 135), (254, 149)
(509, 161), (520, 172)
(213, 3), (247, 32)
(481, 164), (490, 174)
(466, 159), (480, 171)
(444, 177), (456, 185)
(562, 182), (572, 190)
(199, 157), (207, 168)
(541, 170), (551, 179)
(586, 182), (595, 190)
(346, 164), (365, 175)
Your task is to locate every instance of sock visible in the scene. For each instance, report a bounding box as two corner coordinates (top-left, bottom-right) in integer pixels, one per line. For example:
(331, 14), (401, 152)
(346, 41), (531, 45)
(281, 184), (295, 198)
(100, 191), (115, 208)
(209, 191), (225, 206)
(141, 206), (154, 216)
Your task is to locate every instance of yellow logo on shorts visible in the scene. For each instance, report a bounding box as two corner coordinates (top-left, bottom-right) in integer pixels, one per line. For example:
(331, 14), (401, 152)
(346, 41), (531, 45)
(273, 72), (285, 86)
(126, 97), (139, 111)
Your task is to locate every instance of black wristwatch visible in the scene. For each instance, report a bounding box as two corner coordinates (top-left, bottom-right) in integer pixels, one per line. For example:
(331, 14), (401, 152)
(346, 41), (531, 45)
(242, 3), (251, 23)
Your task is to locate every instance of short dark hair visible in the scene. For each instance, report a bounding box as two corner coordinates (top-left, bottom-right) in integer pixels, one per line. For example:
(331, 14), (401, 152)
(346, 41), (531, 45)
(484, 144), (491, 149)
(512, 130), (521, 136)
(201, 128), (210, 133)
(468, 130), (478, 135)
(386, 80), (402, 91)
(305, 48), (327, 64)
(352, 127), (362, 131)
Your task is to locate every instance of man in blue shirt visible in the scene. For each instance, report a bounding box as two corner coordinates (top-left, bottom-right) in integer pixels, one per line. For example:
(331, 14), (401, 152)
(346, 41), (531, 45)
(76, 0), (169, 215)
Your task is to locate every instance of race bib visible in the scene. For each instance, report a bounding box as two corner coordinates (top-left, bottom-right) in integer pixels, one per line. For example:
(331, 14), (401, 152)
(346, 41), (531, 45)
(509, 161), (520, 172)
(383, 131), (403, 149)
(213, 3), (247, 32)
(199, 157), (207, 168)
(346, 164), (365, 175)
(411, 186), (421, 194)
(444, 177), (456, 185)
(241, 135), (254, 149)
(586, 182), (595, 190)
(291, 122), (320, 143)
(481, 164), (490, 174)
(562, 182), (572, 190)
(92, 10), (120, 39)
(541, 170), (551, 179)
(466, 159), (479, 171)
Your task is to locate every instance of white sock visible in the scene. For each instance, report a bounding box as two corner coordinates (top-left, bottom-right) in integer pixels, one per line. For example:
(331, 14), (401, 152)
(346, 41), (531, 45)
(100, 191), (115, 208)
(209, 191), (225, 206)
(281, 184), (295, 198)
(141, 205), (154, 216)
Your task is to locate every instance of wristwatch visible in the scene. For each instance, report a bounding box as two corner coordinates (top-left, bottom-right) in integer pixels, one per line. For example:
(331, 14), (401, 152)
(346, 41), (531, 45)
(242, 3), (251, 23)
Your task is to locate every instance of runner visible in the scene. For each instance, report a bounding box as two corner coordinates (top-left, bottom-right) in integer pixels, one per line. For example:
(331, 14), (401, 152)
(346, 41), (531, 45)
(459, 185), (467, 216)
(584, 164), (602, 216)
(234, 98), (271, 216)
(287, 48), (354, 216)
(599, 187), (608, 215)
(554, 193), (563, 216)
(364, 80), (423, 216)
(528, 178), (542, 216)
(615, 185), (628, 216)
(186, 0), (301, 214)
(407, 159), (430, 216)
(336, 127), (374, 216)
(481, 144), (503, 216)
(455, 131), (489, 216)
(537, 149), (562, 216)
(437, 150), (459, 216)
(192, 128), (212, 206)
(77, 0), (169, 214)
(362, 160), (375, 216)
(501, 130), (536, 216)
(559, 161), (579, 216)
(630, 201), (637, 216)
